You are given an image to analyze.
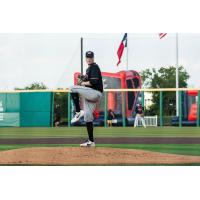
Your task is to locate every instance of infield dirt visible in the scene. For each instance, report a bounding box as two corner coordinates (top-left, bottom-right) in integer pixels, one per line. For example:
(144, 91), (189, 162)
(0, 147), (200, 165)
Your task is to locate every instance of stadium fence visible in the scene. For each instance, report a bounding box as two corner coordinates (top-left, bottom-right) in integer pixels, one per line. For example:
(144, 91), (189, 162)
(0, 88), (199, 127)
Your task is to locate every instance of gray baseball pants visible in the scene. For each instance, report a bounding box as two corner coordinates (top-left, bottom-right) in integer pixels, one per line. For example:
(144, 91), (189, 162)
(69, 85), (102, 122)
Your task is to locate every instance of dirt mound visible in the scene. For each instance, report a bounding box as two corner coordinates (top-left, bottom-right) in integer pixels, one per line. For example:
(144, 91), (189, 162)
(0, 147), (200, 165)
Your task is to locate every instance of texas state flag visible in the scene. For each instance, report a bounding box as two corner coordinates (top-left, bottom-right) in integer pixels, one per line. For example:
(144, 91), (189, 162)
(117, 33), (127, 66)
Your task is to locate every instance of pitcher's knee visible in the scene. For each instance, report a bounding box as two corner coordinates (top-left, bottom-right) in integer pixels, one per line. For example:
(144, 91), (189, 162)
(69, 85), (78, 92)
(69, 86), (73, 92)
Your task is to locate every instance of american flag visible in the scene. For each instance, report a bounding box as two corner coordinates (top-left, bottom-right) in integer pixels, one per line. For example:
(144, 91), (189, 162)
(159, 33), (167, 39)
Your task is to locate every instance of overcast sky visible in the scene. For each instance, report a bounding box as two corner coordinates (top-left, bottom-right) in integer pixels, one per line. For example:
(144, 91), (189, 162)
(0, 33), (200, 90)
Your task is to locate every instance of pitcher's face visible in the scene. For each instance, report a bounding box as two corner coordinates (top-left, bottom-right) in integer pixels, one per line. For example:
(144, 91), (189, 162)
(86, 57), (94, 65)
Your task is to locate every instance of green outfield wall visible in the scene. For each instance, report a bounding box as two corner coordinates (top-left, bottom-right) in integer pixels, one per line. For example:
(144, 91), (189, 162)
(0, 92), (52, 127)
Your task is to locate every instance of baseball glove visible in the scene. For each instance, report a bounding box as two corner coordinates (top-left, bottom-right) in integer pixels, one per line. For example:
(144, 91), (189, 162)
(77, 74), (88, 85)
(78, 74), (88, 81)
(77, 78), (83, 86)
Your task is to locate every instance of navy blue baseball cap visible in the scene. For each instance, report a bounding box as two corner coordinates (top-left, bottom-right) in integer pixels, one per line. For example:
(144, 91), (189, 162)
(86, 51), (94, 58)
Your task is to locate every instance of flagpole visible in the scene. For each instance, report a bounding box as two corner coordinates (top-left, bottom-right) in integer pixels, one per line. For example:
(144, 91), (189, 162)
(81, 37), (83, 75)
(126, 33), (128, 71)
(176, 33), (179, 116)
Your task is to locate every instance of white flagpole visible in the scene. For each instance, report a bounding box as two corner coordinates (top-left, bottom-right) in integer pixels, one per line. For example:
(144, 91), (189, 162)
(176, 33), (179, 116)
(126, 33), (128, 71)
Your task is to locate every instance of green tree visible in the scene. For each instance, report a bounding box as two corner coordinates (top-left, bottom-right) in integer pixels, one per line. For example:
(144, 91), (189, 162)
(140, 66), (190, 116)
(15, 82), (47, 90)
(54, 91), (68, 123)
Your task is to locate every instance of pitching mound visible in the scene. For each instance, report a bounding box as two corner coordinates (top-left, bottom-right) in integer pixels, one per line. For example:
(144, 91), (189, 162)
(0, 147), (200, 165)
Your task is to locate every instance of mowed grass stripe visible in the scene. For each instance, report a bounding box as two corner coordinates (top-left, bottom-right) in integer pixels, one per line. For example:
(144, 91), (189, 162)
(1, 127), (200, 134)
(0, 134), (200, 139)
(1, 127), (200, 139)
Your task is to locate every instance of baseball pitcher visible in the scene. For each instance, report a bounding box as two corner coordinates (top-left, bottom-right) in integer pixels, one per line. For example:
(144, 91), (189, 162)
(69, 51), (103, 147)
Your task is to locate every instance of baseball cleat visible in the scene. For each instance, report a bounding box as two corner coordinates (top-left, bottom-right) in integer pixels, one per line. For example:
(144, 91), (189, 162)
(80, 140), (95, 147)
(71, 110), (84, 123)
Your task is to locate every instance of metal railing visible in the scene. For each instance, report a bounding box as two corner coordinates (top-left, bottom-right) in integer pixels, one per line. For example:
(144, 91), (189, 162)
(66, 88), (200, 128)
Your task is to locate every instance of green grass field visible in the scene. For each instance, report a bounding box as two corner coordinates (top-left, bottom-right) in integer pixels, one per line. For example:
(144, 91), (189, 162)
(0, 126), (200, 138)
(0, 127), (200, 157)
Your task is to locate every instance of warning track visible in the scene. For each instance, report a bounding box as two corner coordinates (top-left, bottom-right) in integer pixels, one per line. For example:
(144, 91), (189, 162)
(1, 137), (200, 144)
